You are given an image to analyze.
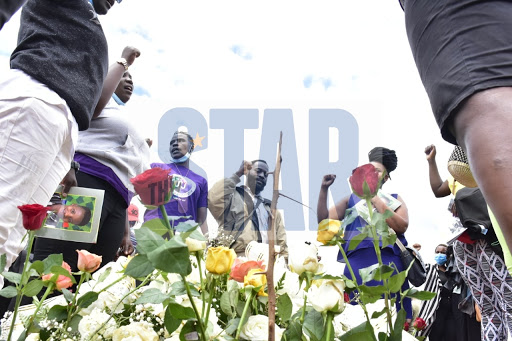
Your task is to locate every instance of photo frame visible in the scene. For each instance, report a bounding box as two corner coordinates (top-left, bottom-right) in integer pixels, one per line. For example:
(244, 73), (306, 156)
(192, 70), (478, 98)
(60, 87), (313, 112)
(36, 186), (104, 243)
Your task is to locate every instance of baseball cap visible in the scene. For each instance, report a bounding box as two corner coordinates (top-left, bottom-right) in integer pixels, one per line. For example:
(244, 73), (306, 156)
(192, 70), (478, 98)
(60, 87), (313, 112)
(127, 204), (139, 222)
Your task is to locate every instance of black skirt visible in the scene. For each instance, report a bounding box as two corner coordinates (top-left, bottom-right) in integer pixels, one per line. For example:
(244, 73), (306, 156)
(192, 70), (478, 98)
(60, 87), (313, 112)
(405, 0), (512, 144)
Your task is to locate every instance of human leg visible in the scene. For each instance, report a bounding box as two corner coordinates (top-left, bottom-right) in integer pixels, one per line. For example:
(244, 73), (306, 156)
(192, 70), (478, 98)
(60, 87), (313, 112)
(0, 97), (73, 288)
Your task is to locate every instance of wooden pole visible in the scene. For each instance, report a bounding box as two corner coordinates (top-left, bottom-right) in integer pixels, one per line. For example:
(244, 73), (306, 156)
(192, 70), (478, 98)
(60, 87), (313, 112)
(267, 132), (282, 341)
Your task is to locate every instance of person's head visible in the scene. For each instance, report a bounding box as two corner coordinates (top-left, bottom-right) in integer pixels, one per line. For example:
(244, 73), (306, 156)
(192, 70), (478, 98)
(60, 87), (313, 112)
(92, 0), (118, 15)
(114, 71), (133, 103)
(368, 147), (397, 186)
(246, 160), (269, 195)
(58, 204), (92, 226)
(169, 131), (194, 163)
(127, 204), (139, 227)
(434, 243), (448, 266)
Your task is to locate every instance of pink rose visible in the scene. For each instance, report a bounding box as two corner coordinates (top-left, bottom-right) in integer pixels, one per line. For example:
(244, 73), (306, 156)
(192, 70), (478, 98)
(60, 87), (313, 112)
(17, 204), (49, 231)
(130, 168), (173, 206)
(42, 261), (73, 290)
(76, 249), (102, 273)
(230, 259), (265, 283)
(349, 164), (379, 200)
(412, 317), (427, 331)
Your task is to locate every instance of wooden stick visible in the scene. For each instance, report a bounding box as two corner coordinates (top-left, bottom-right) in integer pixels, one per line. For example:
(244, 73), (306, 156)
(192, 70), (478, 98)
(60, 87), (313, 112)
(267, 132), (282, 341)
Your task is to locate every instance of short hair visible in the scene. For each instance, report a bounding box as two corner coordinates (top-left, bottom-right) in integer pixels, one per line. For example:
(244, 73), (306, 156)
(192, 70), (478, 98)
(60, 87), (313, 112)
(77, 206), (92, 226)
(251, 159), (268, 166)
(435, 243), (448, 250)
(171, 131), (195, 152)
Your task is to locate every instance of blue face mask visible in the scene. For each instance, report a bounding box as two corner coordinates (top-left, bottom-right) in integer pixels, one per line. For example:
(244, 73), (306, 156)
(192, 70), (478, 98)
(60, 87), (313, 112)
(434, 253), (447, 265)
(170, 152), (191, 164)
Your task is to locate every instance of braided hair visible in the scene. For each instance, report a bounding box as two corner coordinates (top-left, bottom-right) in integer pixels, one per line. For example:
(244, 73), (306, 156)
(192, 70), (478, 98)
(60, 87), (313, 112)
(368, 147), (398, 174)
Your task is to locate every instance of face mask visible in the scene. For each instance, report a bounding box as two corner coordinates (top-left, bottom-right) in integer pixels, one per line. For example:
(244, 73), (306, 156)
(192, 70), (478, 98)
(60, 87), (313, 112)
(170, 152), (191, 163)
(434, 253), (447, 265)
(112, 93), (125, 106)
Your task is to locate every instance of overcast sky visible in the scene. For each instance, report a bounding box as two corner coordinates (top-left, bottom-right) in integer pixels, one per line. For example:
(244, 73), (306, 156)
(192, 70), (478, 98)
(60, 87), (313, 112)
(0, 0), (458, 265)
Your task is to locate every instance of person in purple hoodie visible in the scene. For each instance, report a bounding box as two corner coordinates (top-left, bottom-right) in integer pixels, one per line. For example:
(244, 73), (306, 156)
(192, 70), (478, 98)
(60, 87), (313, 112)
(144, 130), (208, 234)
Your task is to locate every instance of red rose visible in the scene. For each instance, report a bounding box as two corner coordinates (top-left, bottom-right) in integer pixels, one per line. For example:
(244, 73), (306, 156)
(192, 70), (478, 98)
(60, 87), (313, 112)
(17, 204), (50, 231)
(349, 164), (380, 200)
(404, 321), (410, 331)
(412, 317), (426, 331)
(230, 259), (265, 283)
(130, 168), (173, 206)
(344, 292), (350, 303)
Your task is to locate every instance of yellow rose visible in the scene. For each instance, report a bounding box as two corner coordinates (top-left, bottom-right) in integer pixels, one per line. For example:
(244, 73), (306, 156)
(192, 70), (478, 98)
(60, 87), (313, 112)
(205, 246), (236, 274)
(244, 268), (267, 296)
(317, 219), (342, 245)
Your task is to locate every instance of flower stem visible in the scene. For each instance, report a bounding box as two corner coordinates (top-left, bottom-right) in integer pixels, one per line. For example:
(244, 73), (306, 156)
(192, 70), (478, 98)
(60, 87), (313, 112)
(159, 204), (174, 238)
(299, 275), (312, 324)
(23, 283), (54, 332)
(205, 276), (215, 325)
(235, 290), (255, 341)
(64, 272), (86, 330)
(324, 312), (334, 341)
(7, 231), (36, 341)
(182, 275), (207, 341)
(196, 253), (206, 319)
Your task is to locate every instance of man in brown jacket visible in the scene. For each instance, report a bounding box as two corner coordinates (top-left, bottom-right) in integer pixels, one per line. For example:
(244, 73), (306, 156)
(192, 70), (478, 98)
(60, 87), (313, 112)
(208, 160), (288, 259)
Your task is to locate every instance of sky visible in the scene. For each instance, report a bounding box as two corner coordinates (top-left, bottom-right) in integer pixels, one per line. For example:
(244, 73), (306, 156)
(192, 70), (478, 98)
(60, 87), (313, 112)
(0, 0), (459, 267)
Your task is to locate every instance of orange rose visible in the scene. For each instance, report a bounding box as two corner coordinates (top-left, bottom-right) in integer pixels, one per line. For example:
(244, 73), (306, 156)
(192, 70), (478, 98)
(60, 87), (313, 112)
(42, 261), (73, 290)
(230, 259), (265, 283)
(76, 249), (102, 273)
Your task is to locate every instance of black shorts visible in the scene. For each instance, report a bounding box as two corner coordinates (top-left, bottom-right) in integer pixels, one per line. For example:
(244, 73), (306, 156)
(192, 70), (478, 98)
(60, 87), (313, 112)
(405, 0), (512, 144)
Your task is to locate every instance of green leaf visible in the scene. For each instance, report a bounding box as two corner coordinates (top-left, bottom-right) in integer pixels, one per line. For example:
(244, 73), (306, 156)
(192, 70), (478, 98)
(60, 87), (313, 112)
(68, 315), (82, 333)
(42, 254), (63, 274)
(96, 267), (112, 284)
(147, 238), (192, 275)
(303, 310), (324, 341)
(175, 220), (199, 233)
(390, 309), (406, 341)
(30, 260), (44, 275)
(371, 306), (389, 319)
(168, 301), (196, 320)
(220, 288), (238, 318)
(2, 271), (22, 285)
(62, 288), (74, 303)
(378, 332), (388, 341)
(124, 254), (155, 278)
(284, 320), (304, 341)
(135, 288), (168, 304)
(135, 226), (165, 254)
(77, 291), (99, 308)
(339, 321), (376, 341)
(48, 265), (75, 283)
(387, 271), (407, 293)
(348, 231), (369, 251)
(0, 254), (6, 274)
(179, 320), (201, 341)
(359, 264), (379, 284)
(164, 304), (181, 334)
(359, 285), (387, 305)
(404, 288), (436, 300)
(373, 265), (395, 281)
(23, 280), (43, 297)
(0, 286), (18, 298)
(141, 218), (169, 238)
(47, 304), (68, 322)
(277, 293), (293, 322)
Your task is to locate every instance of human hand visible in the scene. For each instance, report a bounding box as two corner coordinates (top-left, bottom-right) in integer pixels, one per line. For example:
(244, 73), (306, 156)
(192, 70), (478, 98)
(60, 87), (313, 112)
(60, 169), (77, 197)
(145, 138), (153, 148)
(424, 144), (436, 161)
(235, 160), (252, 177)
(117, 235), (134, 257)
(121, 46), (141, 66)
(321, 174), (336, 188)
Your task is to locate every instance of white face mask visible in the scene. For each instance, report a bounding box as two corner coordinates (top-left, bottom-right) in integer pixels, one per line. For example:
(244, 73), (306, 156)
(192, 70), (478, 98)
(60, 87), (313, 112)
(170, 152), (191, 163)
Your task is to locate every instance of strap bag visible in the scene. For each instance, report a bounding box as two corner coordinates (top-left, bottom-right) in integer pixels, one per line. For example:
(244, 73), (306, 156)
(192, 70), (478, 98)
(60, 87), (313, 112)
(396, 238), (427, 287)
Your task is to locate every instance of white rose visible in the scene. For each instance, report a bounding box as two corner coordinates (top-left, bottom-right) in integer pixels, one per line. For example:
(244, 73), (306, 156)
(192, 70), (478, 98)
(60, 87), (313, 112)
(185, 237), (207, 252)
(112, 321), (159, 341)
(288, 243), (320, 275)
(25, 333), (40, 341)
(308, 279), (345, 313)
(240, 315), (283, 341)
(78, 308), (117, 341)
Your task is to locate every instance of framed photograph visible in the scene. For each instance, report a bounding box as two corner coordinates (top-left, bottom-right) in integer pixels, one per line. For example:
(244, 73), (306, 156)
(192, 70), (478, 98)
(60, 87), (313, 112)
(36, 186), (104, 243)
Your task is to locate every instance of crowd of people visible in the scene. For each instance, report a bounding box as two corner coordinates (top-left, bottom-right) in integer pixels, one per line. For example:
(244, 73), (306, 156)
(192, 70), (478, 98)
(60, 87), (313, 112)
(2, 1), (512, 340)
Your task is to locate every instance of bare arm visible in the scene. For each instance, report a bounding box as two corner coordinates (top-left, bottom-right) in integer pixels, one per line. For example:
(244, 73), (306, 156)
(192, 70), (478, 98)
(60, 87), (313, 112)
(371, 194), (409, 234)
(425, 144), (451, 197)
(317, 174), (349, 222)
(197, 207), (208, 234)
(93, 46), (141, 118)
